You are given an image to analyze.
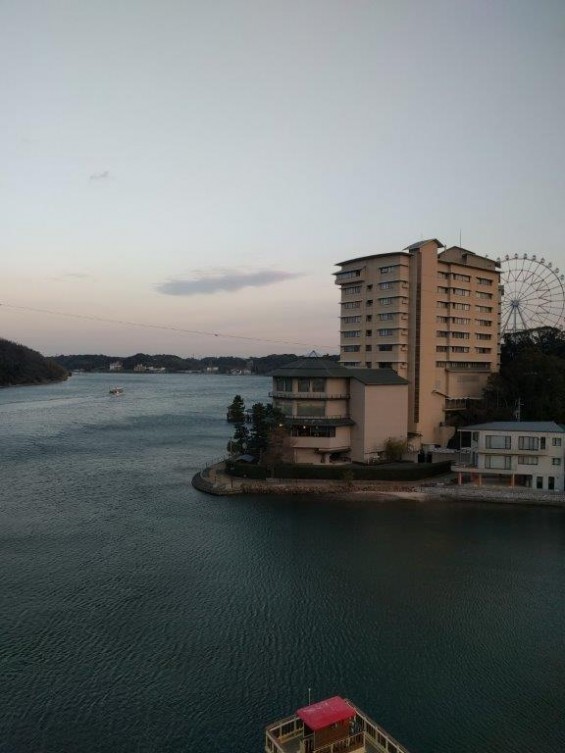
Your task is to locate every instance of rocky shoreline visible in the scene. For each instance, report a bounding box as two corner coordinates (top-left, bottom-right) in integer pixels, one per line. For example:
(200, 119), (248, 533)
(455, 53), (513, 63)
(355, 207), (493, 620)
(192, 463), (565, 508)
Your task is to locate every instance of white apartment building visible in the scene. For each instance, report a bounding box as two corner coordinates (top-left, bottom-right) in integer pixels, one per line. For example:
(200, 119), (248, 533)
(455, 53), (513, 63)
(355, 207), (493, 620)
(335, 238), (501, 445)
(452, 421), (565, 491)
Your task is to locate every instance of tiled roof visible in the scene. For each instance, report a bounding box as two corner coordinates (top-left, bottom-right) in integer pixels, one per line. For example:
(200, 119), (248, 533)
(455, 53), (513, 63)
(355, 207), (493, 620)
(460, 421), (565, 433)
(270, 358), (408, 385)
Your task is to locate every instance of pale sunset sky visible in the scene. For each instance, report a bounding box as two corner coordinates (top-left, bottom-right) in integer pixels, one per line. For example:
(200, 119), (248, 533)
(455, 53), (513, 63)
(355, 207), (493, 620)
(1, 0), (564, 357)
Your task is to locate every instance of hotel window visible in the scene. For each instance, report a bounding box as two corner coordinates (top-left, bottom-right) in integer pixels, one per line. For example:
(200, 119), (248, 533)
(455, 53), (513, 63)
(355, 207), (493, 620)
(379, 345), (393, 351)
(274, 377), (293, 392)
(519, 436), (539, 450)
(380, 266), (394, 273)
(477, 305), (492, 313)
(366, 299), (373, 306)
(378, 329), (394, 336)
(275, 401), (293, 416)
(436, 330), (449, 338)
(452, 332), (470, 339)
(519, 456), (539, 465)
(342, 345), (360, 352)
(365, 345), (372, 352)
(336, 270), (361, 281)
(476, 319), (492, 327)
(436, 361), (446, 367)
(436, 345), (448, 352)
(437, 301), (449, 309)
(341, 315), (361, 324)
(552, 457), (561, 465)
(366, 315), (373, 322)
(451, 346), (470, 353)
(552, 437), (562, 446)
(341, 301), (361, 309)
(365, 361), (372, 368)
(296, 402), (325, 417)
(477, 277), (493, 285)
(366, 284), (373, 291)
(486, 435), (511, 449)
(438, 271), (449, 280)
(379, 298), (392, 306)
(437, 316), (449, 323)
(485, 455), (512, 469)
(343, 285), (362, 295)
(366, 329), (372, 336)
(452, 303), (471, 310)
(452, 273), (471, 282)
(475, 348), (492, 354)
(311, 379), (325, 392)
(477, 333), (492, 340)
(343, 330), (361, 338)
(452, 287), (470, 296)
(452, 317), (471, 324)
(437, 286), (449, 294)
(476, 291), (493, 299)
(379, 282), (393, 289)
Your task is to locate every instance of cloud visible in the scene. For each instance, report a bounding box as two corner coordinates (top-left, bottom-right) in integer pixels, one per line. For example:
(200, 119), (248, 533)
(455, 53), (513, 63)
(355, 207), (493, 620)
(89, 170), (110, 181)
(156, 269), (301, 296)
(51, 272), (95, 281)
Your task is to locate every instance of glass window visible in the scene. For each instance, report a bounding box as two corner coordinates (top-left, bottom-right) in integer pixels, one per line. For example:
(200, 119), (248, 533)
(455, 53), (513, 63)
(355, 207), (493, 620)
(311, 378), (325, 392)
(519, 436), (539, 450)
(486, 435), (511, 449)
(275, 401), (293, 416)
(485, 455), (512, 469)
(296, 402), (325, 417)
(552, 457), (561, 466)
(518, 456), (539, 465)
(552, 437), (562, 446)
(275, 377), (293, 392)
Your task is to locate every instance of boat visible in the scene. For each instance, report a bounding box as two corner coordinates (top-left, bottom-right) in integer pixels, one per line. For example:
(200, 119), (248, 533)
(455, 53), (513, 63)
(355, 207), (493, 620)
(109, 387), (124, 396)
(265, 696), (410, 753)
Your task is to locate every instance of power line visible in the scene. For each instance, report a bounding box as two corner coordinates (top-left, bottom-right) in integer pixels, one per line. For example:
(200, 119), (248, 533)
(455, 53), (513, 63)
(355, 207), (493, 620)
(0, 302), (338, 351)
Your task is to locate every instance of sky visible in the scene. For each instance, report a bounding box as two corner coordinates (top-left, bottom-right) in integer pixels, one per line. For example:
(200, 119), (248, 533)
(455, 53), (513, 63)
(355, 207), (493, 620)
(1, 0), (565, 357)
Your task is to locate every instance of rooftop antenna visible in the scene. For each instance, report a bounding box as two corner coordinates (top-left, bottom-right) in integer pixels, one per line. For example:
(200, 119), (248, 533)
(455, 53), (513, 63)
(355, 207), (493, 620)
(459, 229), (462, 247)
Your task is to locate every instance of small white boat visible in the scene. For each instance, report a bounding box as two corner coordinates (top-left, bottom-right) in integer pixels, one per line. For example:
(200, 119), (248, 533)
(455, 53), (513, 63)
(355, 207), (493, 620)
(109, 387), (124, 396)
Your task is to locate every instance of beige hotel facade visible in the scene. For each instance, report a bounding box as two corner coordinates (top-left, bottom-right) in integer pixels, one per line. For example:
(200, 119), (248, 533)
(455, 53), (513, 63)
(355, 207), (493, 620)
(335, 239), (501, 446)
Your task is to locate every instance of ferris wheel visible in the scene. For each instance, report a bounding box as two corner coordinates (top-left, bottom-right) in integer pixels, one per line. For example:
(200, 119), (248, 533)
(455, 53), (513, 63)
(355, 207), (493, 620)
(497, 253), (565, 334)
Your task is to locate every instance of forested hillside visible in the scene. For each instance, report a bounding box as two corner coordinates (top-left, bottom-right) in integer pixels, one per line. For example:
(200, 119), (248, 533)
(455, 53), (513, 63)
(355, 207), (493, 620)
(0, 338), (69, 387)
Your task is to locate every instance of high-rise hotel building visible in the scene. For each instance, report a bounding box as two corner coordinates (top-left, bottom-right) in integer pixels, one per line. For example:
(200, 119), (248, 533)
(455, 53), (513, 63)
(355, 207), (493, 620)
(335, 239), (501, 445)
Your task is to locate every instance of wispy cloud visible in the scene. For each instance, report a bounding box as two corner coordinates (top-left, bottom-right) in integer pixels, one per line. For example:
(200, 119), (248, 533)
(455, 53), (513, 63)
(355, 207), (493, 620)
(89, 170), (110, 181)
(156, 269), (301, 296)
(51, 272), (95, 281)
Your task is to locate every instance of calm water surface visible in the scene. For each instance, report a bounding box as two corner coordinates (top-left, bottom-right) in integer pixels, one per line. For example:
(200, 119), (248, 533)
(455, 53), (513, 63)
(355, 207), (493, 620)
(1, 373), (564, 753)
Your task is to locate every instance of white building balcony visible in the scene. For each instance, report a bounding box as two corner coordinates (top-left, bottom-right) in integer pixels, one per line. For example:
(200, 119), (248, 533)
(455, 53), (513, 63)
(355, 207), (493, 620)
(269, 391), (350, 400)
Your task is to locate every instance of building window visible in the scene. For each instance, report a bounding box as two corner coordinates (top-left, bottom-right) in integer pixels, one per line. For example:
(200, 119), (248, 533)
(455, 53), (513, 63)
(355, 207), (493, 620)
(477, 305), (493, 313)
(452, 287), (470, 296)
(476, 291), (493, 299)
(342, 345), (360, 352)
(519, 436), (539, 450)
(296, 402), (326, 417)
(452, 331), (470, 339)
(366, 299), (373, 306)
(436, 346), (448, 352)
(452, 303), (471, 310)
(378, 329), (394, 336)
(290, 425), (336, 437)
(343, 330), (361, 338)
(451, 346), (470, 353)
(366, 284), (373, 291)
(341, 315), (361, 324)
(519, 456), (539, 465)
(379, 345), (393, 351)
(343, 285), (362, 295)
(437, 316), (449, 323)
(552, 437), (562, 446)
(548, 476), (555, 490)
(452, 273), (471, 282)
(486, 435), (511, 449)
(485, 455), (512, 469)
(379, 298), (392, 306)
(438, 271), (449, 279)
(366, 315), (373, 322)
(365, 345), (372, 352)
(336, 270), (362, 282)
(380, 266), (395, 273)
(436, 330), (449, 338)
(476, 320), (492, 327)
(341, 301), (361, 309)
(274, 377), (293, 392)
(436, 361), (446, 367)
(476, 347), (492, 354)
(552, 457), (561, 465)
(452, 317), (471, 324)
(477, 277), (493, 285)
(437, 286), (449, 294)
(379, 282), (393, 289)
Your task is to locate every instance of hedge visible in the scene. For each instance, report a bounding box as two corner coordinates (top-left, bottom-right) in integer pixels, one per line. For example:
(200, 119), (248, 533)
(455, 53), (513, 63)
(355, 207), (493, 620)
(225, 460), (451, 481)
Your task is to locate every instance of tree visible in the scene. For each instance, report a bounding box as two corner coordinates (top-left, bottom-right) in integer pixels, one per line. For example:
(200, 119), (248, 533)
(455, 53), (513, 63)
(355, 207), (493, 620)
(261, 426), (295, 473)
(383, 436), (409, 461)
(227, 394), (245, 423)
(247, 402), (286, 459)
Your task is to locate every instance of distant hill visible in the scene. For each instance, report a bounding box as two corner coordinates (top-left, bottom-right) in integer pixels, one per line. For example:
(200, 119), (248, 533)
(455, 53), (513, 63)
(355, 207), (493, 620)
(0, 338), (69, 387)
(53, 352), (339, 374)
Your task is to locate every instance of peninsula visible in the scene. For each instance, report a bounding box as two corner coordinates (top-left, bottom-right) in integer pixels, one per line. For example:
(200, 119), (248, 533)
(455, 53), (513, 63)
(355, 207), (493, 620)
(0, 338), (69, 387)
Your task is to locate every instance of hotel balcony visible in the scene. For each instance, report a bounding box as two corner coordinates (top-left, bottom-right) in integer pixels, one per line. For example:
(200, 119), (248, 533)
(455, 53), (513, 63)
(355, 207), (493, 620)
(270, 391), (350, 400)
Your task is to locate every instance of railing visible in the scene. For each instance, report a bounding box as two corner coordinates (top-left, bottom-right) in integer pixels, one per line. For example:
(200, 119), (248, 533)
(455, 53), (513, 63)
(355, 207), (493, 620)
(316, 732), (364, 753)
(270, 391), (350, 399)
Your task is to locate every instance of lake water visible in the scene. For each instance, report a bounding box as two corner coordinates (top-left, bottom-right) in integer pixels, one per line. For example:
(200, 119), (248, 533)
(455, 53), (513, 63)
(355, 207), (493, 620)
(1, 373), (564, 753)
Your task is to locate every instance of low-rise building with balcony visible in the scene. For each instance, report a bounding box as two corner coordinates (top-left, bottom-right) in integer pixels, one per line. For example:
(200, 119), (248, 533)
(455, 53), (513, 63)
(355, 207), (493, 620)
(270, 357), (408, 464)
(452, 421), (565, 491)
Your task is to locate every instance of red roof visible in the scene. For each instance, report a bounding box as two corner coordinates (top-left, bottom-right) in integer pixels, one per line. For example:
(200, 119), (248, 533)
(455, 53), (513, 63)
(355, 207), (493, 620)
(296, 696), (355, 731)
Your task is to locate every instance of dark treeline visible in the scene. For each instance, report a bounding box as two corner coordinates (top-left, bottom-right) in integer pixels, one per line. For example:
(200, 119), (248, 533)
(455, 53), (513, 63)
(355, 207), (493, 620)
(53, 352), (338, 374)
(0, 338), (69, 387)
(456, 326), (565, 427)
